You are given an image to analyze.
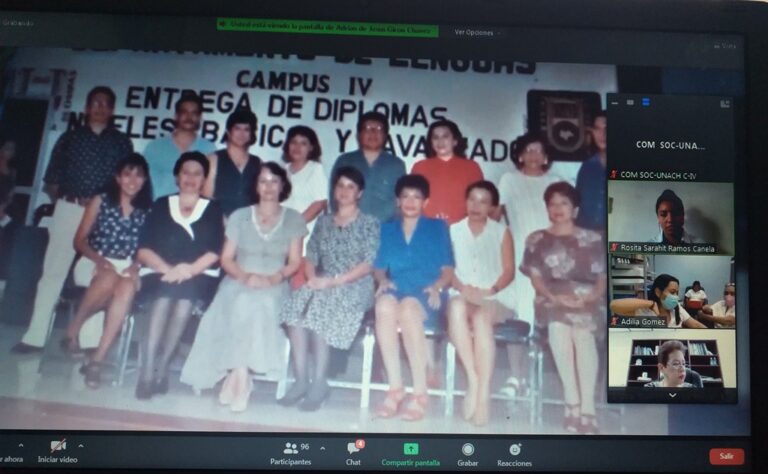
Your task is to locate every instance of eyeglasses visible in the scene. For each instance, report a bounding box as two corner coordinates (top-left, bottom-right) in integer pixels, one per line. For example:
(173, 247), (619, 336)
(666, 361), (687, 370)
(362, 124), (384, 132)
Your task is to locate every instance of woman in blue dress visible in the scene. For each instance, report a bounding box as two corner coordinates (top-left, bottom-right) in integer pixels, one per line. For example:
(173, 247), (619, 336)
(373, 174), (454, 421)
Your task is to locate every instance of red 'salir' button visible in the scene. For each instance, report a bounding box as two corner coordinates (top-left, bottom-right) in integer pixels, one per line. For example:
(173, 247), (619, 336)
(709, 448), (745, 466)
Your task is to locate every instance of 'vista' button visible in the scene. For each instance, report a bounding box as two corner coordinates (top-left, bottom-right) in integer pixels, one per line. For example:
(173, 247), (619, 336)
(709, 448), (744, 466)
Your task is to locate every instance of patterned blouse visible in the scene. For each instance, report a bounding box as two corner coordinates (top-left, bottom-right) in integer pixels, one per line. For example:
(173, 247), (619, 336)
(88, 193), (148, 260)
(519, 227), (605, 332)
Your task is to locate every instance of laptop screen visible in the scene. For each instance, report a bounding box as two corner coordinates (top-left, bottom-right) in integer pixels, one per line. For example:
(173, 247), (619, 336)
(0, 4), (755, 472)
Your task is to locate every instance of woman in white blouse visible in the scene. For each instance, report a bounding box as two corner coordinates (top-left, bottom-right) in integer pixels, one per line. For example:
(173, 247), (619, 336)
(281, 126), (328, 287)
(448, 180), (515, 426)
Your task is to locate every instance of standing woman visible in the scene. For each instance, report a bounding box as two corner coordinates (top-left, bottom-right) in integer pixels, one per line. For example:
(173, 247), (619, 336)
(136, 151), (224, 400)
(448, 180), (515, 426)
(410, 119), (482, 384)
(411, 119), (483, 225)
(181, 162), (306, 412)
(63, 153), (153, 388)
(519, 181), (605, 434)
(203, 108), (261, 216)
(373, 174), (454, 421)
(281, 125), (328, 286)
(497, 132), (565, 395)
(279, 166), (379, 411)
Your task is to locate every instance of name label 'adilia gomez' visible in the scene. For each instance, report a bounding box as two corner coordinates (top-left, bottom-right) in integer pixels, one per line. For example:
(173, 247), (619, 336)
(635, 141), (705, 150)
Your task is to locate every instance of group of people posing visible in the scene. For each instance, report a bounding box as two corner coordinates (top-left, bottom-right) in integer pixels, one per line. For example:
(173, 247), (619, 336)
(9, 86), (610, 433)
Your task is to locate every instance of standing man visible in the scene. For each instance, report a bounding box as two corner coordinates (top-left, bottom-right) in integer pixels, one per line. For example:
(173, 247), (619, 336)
(12, 86), (133, 354)
(144, 92), (217, 199)
(575, 111), (607, 232)
(329, 111), (405, 222)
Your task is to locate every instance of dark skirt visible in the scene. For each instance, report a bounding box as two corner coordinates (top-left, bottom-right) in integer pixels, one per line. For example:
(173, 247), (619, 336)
(138, 273), (219, 306)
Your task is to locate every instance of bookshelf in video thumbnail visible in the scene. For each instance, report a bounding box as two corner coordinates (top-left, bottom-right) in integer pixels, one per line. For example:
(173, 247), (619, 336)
(606, 93), (738, 404)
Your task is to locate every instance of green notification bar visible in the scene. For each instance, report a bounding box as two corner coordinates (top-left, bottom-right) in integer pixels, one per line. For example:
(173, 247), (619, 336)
(217, 18), (438, 38)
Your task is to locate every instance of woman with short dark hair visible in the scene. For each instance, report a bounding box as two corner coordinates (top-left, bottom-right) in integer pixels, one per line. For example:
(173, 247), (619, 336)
(279, 166), (379, 411)
(181, 161), (307, 413)
(519, 181), (605, 434)
(203, 108), (261, 216)
(136, 151), (224, 400)
(448, 180), (515, 426)
(411, 119), (483, 225)
(372, 174), (454, 421)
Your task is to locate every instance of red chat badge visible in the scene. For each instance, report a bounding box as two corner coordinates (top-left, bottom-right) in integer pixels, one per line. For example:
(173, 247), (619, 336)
(355, 439), (366, 450)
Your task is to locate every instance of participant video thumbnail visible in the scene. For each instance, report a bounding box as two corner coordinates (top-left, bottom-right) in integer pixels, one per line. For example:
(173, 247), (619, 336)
(607, 328), (737, 403)
(606, 93), (735, 183)
(607, 181), (734, 255)
(609, 254), (735, 329)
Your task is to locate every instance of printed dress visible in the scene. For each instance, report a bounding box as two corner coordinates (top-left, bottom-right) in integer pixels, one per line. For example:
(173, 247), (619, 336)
(280, 213), (379, 349)
(519, 227), (605, 333)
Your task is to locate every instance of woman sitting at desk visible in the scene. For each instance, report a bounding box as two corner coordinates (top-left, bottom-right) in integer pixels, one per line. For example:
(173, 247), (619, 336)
(644, 340), (698, 388)
(610, 274), (707, 329)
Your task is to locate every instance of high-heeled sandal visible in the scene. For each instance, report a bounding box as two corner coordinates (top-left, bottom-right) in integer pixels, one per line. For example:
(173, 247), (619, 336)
(564, 403), (580, 433)
(578, 414), (599, 435)
(230, 378), (253, 413)
(219, 376), (235, 406)
(374, 387), (405, 418)
(401, 393), (429, 422)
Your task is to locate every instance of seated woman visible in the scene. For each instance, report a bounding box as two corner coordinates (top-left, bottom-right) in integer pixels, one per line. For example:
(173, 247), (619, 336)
(373, 174), (454, 421)
(698, 283), (736, 328)
(609, 274), (707, 329)
(136, 151), (224, 400)
(62, 153), (153, 388)
(448, 180), (515, 426)
(180, 162), (306, 412)
(644, 340), (697, 388)
(279, 166), (379, 411)
(519, 182), (605, 434)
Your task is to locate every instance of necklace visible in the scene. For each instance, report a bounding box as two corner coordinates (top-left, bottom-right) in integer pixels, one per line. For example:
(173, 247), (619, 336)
(252, 205), (284, 240)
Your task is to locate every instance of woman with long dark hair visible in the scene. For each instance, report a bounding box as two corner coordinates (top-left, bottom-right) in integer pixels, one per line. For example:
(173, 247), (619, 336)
(610, 273), (707, 329)
(62, 153), (153, 388)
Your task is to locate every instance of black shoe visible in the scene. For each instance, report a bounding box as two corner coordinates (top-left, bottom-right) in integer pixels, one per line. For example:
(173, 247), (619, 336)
(135, 380), (153, 400)
(277, 382), (309, 407)
(298, 383), (330, 412)
(10, 342), (43, 354)
(151, 377), (169, 395)
(82, 362), (101, 389)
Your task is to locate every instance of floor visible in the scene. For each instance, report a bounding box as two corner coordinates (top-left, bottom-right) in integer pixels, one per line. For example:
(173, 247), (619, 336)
(0, 319), (672, 435)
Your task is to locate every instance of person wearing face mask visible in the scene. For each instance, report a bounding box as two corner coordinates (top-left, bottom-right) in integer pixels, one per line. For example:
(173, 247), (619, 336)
(610, 274), (707, 329)
(698, 283), (736, 328)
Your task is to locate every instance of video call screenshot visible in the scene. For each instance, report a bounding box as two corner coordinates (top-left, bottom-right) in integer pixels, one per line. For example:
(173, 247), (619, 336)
(0, 9), (752, 472)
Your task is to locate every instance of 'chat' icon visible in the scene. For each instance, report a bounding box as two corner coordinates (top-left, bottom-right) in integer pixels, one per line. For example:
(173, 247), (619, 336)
(347, 442), (360, 454)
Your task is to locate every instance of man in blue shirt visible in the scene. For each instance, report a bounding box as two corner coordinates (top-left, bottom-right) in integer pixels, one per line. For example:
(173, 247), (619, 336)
(329, 111), (405, 222)
(575, 112), (607, 233)
(144, 93), (216, 198)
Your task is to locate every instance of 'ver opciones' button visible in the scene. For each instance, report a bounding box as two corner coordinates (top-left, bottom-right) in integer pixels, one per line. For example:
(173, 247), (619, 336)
(709, 448), (744, 466)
